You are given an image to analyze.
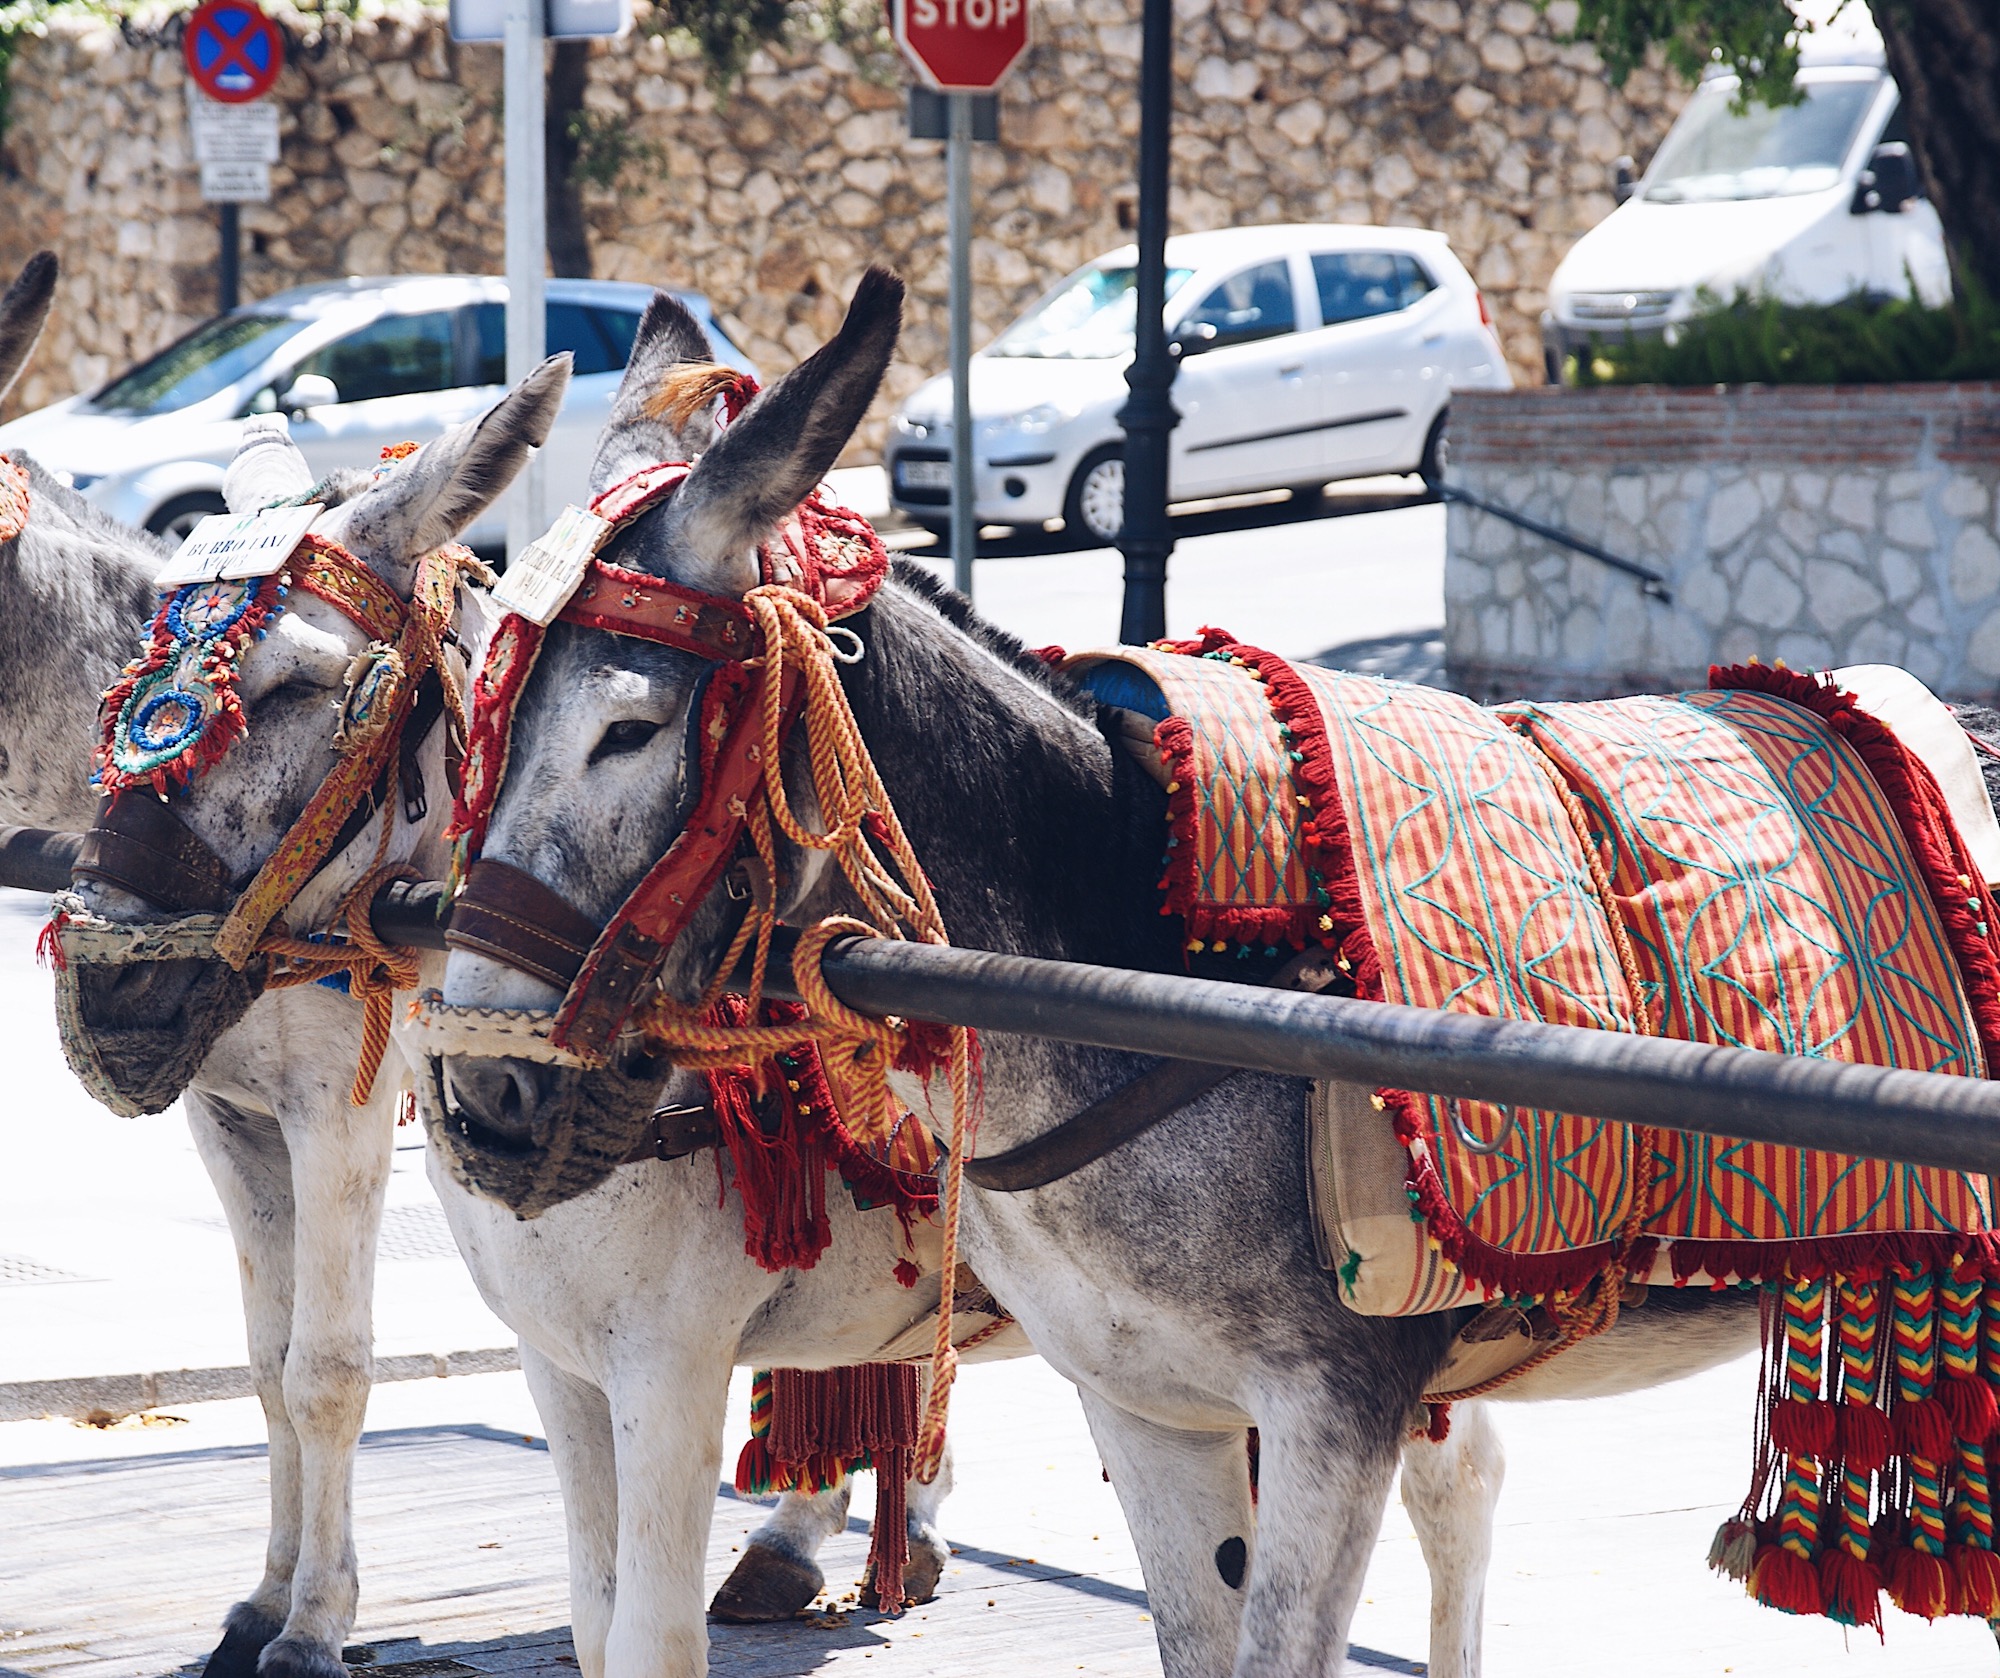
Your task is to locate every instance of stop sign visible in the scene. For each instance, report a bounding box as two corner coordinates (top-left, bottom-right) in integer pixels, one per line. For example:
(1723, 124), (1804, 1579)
(895, 0), (1028, 92)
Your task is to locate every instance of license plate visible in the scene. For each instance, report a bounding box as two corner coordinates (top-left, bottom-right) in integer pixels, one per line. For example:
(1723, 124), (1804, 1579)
(897, 458), (951, 491)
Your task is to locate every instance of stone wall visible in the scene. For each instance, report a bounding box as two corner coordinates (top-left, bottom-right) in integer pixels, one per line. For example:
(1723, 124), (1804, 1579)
(1444, 384), (2000, 702)
(0, 0), (1687, 456)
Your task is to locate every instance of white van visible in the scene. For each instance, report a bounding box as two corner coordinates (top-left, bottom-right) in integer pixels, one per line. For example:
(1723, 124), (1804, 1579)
(1541, 36), (1949, 381)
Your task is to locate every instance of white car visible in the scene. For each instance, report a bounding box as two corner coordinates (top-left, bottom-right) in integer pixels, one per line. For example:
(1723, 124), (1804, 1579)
(0, 275), (754, 547)
(1542, 32), (1949, 379)
(886, 223), (1511, 545)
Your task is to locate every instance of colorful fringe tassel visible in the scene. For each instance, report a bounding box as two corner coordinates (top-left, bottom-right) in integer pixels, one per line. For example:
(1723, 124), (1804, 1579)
(733, 1364), (924, 1614)
(1716, 1266), (2000, 1629)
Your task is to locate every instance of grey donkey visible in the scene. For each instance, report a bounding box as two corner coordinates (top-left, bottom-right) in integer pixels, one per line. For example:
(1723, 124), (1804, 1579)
(0, 250), (171, 828)
(426, 270), (1774, 1678)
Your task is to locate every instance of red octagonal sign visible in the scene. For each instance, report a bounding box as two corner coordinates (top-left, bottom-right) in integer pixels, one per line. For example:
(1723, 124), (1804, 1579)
(895, 0), (1028, 92)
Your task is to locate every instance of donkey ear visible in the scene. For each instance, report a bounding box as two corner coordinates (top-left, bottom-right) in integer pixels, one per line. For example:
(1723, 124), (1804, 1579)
(225, 414), (314, 512)
(670, 268), (903, 586)
(0, 251), (57, 406)
(333, 353), (573, 575)
(590, 291), (722, 486)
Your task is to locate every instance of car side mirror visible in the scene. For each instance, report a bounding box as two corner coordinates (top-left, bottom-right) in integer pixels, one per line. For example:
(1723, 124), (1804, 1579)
(1168, 321), (1218, 359)
(1613, 155), (1637, 204)
(1853, 142), (1920, 215)
(278, 373), (339, 415)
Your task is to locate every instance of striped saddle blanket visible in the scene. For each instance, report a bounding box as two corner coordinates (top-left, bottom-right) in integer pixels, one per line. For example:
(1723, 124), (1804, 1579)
(1070, 635), (2000, 1628)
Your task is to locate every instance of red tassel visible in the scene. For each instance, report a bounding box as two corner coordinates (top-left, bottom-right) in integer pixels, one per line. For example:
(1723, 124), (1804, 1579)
(1421, 1401), (1452, 1443)
(35, 917), (66, 972)
(1884, 1547), (1953, 1619)
(1817, 1549), (1884, 1633)
(1939, 1375), (2000, 1445)
(1895, 1397), (1956, 1461)
(1751, 1543), (1828, 1615)
(865, 1447), (911, 1614)
(734, 1435), (773, 1496)
(893, 1258), (921, 1289)
(1837, 1402), (1894, 1473)
(1951, 1544), (2000, 1617)
(1770, 1399), (1839, 1459)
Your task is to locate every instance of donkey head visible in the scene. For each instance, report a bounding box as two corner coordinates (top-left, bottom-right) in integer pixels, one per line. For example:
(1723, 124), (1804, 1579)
(64, 356), (572, 1115)
(430, 269), (903, 1213)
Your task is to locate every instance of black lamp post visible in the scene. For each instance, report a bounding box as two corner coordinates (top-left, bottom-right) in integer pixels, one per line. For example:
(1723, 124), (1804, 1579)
(1115, 0), (1177, 645)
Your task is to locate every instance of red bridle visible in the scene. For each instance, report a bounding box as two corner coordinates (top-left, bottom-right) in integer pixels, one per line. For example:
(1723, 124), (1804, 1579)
(445, 455), (889, 1063)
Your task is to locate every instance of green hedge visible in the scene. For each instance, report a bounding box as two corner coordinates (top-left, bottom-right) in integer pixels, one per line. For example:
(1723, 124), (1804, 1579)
(1570, 283), (2000, 387)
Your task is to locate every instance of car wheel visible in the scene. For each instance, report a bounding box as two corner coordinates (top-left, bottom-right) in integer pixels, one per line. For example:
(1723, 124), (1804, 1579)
(1064, 447), (1124, 546)
(1419, 411), (1450, 488)
(147, 491), (229, 543)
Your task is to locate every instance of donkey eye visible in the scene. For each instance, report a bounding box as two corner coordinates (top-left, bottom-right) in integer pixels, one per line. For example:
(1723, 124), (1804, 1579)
(591, 719), (663, 764)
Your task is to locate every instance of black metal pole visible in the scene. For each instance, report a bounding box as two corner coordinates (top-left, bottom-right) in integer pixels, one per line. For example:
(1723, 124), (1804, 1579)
(1114, 0), (1176, 644)
(218, 202), (241, 314)
(764, 933), (2000, 1178)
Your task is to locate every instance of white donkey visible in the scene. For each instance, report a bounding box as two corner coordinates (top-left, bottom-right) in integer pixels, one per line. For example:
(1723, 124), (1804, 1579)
(50, 363), (986, 1675)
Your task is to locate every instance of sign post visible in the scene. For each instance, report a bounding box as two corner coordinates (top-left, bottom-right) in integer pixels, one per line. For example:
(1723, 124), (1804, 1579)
(183, 0), (283, 315)
(895, 0), (1027, 601)
(450, 0), (629, 562)
(503, 0), (547, 564)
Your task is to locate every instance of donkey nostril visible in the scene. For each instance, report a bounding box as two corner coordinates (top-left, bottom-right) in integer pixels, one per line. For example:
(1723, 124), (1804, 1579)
(443, 1057), (547, 1150)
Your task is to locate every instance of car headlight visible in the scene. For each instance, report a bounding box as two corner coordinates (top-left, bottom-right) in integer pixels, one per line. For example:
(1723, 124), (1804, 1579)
(52, 469), (101, 491)
(1007, 403), (1067, 436)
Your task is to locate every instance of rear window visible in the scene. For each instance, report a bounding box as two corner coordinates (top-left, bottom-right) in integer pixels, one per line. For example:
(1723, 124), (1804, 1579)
(473, 303), (643, 382)
(92, 313), (310, 415)
(1312, 253), (1435, 325)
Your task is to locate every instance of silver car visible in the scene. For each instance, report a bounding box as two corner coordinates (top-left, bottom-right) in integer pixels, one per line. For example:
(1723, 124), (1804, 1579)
(0, 275), (754, 547)
(887, 223), (1512, 544)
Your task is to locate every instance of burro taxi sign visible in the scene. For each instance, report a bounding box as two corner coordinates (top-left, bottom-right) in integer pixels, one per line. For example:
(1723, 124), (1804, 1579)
(894, 0), (1029, 92)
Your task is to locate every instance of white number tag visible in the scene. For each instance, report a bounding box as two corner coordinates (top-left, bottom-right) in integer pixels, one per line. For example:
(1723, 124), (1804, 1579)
(491, 505), (614, 626)
(156, 503), (324, 589)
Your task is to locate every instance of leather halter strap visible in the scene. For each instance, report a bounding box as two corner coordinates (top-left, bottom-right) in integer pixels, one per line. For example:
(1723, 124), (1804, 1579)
(78, 527), (466, 967)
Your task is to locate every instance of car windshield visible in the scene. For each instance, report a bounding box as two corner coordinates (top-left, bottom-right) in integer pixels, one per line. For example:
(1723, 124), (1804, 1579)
(988, 263), (1194, 360)
(91, 313), (311, 415)
(1643, 75), (1880, 203)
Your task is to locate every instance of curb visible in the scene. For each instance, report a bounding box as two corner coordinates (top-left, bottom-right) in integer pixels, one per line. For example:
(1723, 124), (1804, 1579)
(0, 1346), (520, 1423)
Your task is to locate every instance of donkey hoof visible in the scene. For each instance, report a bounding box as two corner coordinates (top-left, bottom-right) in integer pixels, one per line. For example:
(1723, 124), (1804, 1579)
(201, 1603), (284, 1678)
(859, 1541), (945, 1611)
(255, 1636), (350, 1678)
(709, 1544), (826, 1623)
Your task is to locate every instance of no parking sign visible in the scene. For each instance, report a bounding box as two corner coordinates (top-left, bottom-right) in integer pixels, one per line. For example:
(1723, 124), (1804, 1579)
(182, 0), (284, 104)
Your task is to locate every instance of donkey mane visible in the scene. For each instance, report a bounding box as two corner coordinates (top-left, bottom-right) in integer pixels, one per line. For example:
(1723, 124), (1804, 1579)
(646, 363), (749, 431)
(886, 559), (1096, 723)
(16, 455), (172, 561)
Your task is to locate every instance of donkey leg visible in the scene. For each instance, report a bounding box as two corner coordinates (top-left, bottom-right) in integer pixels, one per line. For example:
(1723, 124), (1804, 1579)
(522, 1343), (620, 1678)
(901, 1433), (955, 1605)
(1399, 1401), (1503, 1678)
(1231, 1398), (1402, 1678)
(1077, 1390), (1253, 1678)
(605, 1345), (737, 1677)
(258, 1099), (394, 1678)
(185, 1094), (301, 1678)
(709, 1481), (847, 1622)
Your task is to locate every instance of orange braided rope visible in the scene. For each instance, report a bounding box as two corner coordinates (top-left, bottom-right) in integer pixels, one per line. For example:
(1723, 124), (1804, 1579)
(635, 585), (974, 1481)
(255, 800), (423, 1107)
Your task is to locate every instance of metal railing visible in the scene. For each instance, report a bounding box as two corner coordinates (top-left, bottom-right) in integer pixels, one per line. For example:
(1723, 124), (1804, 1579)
(13, 835), (2000, 1180)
